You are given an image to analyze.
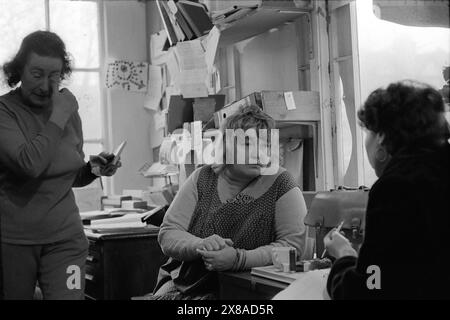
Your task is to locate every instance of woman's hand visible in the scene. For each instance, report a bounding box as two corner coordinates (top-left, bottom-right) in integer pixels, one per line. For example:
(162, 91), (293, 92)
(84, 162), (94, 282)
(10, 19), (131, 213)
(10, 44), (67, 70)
(324, 229), (358, 259)
(195, 234), (233, 252)
(197, 247), (237, 271)
(49, 85), (79, 129)
(89, 152), (122, 177)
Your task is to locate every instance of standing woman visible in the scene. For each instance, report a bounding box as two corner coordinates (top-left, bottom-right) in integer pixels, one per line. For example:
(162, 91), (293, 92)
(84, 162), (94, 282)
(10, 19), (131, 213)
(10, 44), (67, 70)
(324, 80), (450, 299)
(0, 31), (120, 299)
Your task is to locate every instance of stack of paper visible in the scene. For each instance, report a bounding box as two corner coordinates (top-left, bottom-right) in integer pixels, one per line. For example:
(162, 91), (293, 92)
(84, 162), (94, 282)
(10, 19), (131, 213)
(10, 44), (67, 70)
(140, 162), (179, 178)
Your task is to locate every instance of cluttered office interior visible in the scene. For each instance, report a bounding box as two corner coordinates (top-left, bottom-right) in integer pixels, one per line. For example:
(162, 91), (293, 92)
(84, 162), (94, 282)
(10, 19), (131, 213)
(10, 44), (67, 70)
(0, 0), (449, 302)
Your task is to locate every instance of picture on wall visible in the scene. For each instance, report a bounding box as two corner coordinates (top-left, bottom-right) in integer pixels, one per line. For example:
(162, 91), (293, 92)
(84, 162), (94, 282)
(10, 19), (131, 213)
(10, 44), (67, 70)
(106, 60), (149, 92)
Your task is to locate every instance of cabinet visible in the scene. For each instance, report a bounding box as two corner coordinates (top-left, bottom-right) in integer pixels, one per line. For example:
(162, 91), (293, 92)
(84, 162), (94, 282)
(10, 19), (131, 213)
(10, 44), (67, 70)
(84, 227), (168, 300)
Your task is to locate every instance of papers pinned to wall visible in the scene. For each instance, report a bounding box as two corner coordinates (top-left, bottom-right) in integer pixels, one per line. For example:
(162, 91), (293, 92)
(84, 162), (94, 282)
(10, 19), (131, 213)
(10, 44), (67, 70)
(106, 60), (149, 92)
(144, 65), (163, 111)
(284, 91), (297, 110)
(165, 85), (181, 108)
(150, 30), (169, 65)
(165, 48), (181, 85)
(174, 39), (209, 98)
(154, 109), (167, 131)
(201, 26), (221, 72)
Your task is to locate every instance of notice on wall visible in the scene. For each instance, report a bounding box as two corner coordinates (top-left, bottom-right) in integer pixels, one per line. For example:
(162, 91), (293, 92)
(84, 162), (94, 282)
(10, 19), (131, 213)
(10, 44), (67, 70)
(284, 91), (297, 110)
(106, 60), (149, 93)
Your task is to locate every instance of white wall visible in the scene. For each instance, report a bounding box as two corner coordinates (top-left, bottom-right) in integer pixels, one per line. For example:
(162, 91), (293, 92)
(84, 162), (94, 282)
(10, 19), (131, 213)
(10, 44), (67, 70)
(238, 22), (300, 96)
(103, 1), (152, 193)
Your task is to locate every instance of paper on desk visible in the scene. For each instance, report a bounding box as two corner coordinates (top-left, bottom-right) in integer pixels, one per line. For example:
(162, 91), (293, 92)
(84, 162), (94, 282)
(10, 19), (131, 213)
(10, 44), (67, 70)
(272, 269), (331, 300)
(89, 213), (145, 226)
(284, 91), (297, 110)
(86, 221), (147, 231)
(144, 65), (163, 111)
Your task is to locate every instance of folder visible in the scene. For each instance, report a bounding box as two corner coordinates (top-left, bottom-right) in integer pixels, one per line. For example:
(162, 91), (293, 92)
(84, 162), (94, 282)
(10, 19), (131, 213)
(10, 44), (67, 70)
(176, 0), (213, 38)
(168, 0), (195, 40)
(156, 0), (178, 46)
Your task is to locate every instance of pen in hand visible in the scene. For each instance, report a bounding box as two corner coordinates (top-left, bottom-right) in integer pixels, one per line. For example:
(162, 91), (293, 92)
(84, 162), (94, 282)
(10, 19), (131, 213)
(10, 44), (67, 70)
(321, 220), (345, 259)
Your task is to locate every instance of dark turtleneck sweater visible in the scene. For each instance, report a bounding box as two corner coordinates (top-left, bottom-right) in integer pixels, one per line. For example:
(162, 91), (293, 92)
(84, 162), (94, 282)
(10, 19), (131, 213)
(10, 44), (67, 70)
(0, 89), (97, 244)
(327, 143), (450, 299)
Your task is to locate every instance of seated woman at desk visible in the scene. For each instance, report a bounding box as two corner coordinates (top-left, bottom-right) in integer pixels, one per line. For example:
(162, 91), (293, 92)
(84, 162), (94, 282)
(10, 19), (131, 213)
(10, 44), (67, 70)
(151, 105), (307, 300)
(324, 80), (450, 299)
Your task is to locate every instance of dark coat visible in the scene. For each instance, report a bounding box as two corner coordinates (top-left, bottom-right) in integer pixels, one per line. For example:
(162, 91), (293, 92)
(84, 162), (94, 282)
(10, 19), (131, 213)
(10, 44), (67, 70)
(327, 143), (450, 299)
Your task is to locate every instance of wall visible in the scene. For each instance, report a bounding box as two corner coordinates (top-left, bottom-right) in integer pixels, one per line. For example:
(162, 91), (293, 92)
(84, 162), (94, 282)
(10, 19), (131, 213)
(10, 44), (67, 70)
(103, 0), (153, 193)
(238, 22), (300, 96)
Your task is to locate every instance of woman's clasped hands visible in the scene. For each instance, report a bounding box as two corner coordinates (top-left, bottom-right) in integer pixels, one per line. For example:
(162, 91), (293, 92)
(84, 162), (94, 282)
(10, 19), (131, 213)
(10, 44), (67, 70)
(196, 234), (237, 272)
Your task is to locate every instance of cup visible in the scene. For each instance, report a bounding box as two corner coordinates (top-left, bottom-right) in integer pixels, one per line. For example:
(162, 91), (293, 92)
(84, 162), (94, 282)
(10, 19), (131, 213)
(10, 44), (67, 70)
(271, 247), (296, 272)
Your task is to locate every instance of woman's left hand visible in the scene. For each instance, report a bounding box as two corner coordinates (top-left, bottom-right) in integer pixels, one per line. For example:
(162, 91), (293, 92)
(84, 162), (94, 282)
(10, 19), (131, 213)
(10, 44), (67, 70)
(324, 229), (358, 259)
(89, 152), (122, 177)
(196, 247), (236, 272)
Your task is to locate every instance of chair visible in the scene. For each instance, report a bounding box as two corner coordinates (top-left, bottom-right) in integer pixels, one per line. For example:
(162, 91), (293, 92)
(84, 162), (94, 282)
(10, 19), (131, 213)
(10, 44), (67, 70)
(72, 179), (104, 212)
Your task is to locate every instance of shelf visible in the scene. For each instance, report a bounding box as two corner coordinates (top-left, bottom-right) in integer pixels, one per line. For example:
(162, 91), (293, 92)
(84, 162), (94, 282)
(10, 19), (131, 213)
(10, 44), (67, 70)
(218, 5), (310, 48)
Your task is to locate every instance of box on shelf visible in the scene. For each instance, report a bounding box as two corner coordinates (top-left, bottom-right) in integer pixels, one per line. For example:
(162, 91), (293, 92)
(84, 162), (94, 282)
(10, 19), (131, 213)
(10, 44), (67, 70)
(213, 90), (320, 128)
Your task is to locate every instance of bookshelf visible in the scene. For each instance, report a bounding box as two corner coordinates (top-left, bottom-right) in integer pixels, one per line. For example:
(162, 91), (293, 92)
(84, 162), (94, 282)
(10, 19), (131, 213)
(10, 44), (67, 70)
(217, 5), (310, 48)
(149, 0), (321, 190)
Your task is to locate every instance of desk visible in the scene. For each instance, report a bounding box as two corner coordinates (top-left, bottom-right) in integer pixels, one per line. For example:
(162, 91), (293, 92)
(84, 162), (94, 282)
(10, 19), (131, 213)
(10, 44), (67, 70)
(84, 226), (167, 300)
(218, 269), (330, 300)
(218, 271), (288, 300)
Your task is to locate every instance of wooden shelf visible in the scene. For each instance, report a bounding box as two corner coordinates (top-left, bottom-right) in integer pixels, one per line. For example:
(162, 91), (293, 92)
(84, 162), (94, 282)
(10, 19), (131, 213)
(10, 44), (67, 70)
(218, 5), (310, 48)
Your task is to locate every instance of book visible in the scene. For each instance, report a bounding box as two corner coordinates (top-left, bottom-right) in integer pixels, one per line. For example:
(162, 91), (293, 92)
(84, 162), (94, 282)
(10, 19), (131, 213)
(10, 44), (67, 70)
(168, 0), (195, 40)
(84, 222), (156, 234)
(251, 265), (330, 284)
(156, 0), (178, 46)
(88, 213), (146, 226)
(176, 0), (213, 38)
(101, 195), (133, 208)
(160, 0), (186, 42)
(80, 210), (125, 222)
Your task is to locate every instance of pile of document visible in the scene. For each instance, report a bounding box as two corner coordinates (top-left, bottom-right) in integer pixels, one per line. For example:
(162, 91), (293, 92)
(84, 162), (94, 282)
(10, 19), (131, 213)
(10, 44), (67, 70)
(81, 206), (165, 233)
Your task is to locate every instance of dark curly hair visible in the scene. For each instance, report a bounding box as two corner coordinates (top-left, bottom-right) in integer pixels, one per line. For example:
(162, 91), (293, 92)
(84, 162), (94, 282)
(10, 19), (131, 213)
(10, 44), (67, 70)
(358, 80), (450, 155)
(2, 30), (72, 88)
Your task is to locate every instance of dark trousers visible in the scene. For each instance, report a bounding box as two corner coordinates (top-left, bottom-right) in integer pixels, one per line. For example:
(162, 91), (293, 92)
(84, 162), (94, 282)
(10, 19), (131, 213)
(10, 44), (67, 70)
(1, 233), (89, 300)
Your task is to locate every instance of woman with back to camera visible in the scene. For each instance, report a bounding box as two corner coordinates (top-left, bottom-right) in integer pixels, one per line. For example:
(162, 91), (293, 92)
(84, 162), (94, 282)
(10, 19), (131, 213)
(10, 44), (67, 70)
(324, 80), (450, 299)
(0, 31), (121, 299)
(150, 105), (307, 300)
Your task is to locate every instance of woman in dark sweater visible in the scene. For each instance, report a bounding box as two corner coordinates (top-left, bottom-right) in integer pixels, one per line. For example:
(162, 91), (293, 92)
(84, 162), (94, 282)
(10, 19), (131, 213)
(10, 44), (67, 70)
(324, 80), (450, 299)
(0, 31), (121, 299)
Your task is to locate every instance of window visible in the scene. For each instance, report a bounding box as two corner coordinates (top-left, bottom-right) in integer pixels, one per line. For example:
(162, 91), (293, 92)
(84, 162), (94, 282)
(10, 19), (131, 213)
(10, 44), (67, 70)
(0, 0), (105, 161)
(356, 0), (450, 186)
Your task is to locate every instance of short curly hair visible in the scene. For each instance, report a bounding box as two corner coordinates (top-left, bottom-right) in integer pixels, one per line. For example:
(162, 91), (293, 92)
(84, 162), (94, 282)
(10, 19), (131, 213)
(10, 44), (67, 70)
(2, 30), (72, 87)
(358, 80), (450, 155)
(223, 105), (275, 132)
